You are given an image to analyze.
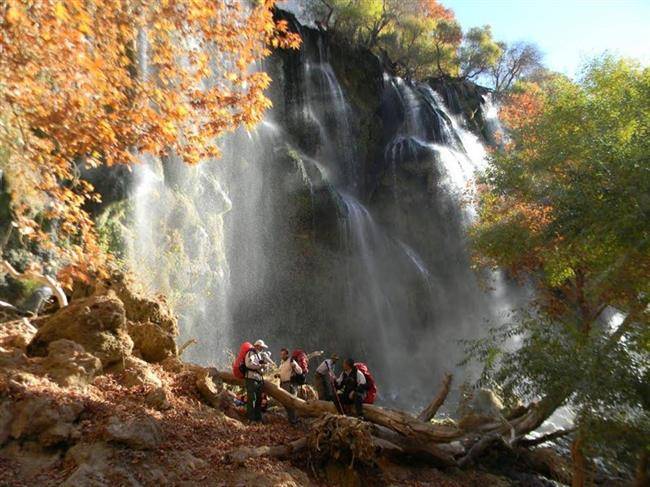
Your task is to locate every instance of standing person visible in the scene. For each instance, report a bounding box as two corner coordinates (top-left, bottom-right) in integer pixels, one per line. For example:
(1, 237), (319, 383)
(336, 358), (367, 417)
(314, 354), (338, 401)
(276, 348), (303, 424)
(244, 339), (269, 422)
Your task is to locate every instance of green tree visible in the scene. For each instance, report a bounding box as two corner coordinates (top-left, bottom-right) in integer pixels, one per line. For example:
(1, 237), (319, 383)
(467, 56), (650, 480)
(458, 25), (502, 79)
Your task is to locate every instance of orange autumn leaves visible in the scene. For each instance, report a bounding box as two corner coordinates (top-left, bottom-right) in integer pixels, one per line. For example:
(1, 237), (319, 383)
(0, 0), (300, 282)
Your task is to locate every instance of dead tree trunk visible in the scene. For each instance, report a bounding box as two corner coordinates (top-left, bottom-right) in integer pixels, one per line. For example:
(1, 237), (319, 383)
(418, 373), (452, 422)
(203, 368), (566, 470)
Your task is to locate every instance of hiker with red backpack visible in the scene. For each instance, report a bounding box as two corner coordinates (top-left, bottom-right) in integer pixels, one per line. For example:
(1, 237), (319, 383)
(276, 348), (306, 424)
(335, 358), (377, 418)
(233, 339), (270, 422)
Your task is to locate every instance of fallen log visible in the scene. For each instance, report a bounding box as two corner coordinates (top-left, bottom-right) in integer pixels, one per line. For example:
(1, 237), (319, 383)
(418, 373), (452, 422)
(206, 368), (566, 471)
(211, 369), (465, 445)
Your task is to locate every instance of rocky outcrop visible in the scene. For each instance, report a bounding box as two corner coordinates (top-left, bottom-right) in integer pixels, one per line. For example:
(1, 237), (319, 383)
(27, 295), (134, 367)
(40, 339), (102, 387)
(105, 414), (162, 449)
(105, 273), (179, 362)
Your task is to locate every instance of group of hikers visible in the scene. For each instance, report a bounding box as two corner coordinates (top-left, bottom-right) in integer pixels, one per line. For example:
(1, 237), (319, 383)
(232, 339), (377, 423)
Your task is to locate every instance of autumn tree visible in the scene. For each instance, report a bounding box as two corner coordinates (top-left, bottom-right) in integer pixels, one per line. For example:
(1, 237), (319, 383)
(308, 0), (462, 78)
(466, 56), (649, 482)
(0, 0), (299, 285)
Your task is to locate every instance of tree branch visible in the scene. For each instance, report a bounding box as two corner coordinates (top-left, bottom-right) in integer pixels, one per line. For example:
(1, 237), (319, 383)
(417, 373), (452, 422)
(1, 260), (68, 309)
(516, 427), (576, 448)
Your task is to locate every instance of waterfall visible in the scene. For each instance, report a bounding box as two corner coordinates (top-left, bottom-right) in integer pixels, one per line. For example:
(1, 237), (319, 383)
(127, 22), (526, 408)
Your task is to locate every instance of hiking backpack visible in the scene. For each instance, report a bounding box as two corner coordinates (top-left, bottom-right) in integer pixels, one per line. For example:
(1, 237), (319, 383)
(233, 342), (254, 379)
(354, 362), (377, 404)
(290, 349), (309, 385)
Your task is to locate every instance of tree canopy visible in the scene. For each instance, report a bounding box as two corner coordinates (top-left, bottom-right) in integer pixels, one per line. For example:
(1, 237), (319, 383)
(308, 0), (501, 80)
(467, 55), (649, 474)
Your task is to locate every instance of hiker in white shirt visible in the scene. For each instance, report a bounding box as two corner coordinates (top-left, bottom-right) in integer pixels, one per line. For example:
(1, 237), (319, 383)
(276, 348), (302, 424)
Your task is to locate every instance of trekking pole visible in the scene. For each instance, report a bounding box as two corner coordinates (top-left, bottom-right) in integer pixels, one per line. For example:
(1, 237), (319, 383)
(328, 374), (345, 414)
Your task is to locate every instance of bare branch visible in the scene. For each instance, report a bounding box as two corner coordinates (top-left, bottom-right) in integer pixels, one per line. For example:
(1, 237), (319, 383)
(516, 427), (576, 448)
(1, 260), (68, 309)
(417, 373), (452, 422)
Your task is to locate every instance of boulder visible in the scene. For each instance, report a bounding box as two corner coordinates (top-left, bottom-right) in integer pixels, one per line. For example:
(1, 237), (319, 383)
(98, 273), (179, 363)
(9, 394), (84, 445)
(40, 339), (102, 387)
(27, 295), (133, 367)
(118, 356), (163, 388)
(458, 388), (505, 430)
(127, 321), (177, 363)
(63, 441), (142, 487)
(145, 387), (172, 411)
(0, 317), (37, 351)
(105, 415), (162, 450)
(0, 441), (62, 480)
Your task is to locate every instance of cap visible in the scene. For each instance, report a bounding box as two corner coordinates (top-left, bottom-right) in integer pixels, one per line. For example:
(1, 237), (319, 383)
(254, 339), (268, 349)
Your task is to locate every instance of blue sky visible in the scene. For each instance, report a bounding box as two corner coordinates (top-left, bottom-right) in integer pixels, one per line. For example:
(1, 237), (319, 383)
(444, 0), (650, 77)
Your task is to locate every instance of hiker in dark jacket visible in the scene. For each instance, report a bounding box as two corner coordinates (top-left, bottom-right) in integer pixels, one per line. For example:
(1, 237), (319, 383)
(244, 339), (269, 422)
(276, 348), (303, 424)
(336, 358), (367, 417)
(314, 354), (338, 401)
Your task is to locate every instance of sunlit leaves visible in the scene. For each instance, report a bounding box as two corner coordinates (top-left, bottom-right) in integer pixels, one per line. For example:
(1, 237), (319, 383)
(0, 0), (300, 279)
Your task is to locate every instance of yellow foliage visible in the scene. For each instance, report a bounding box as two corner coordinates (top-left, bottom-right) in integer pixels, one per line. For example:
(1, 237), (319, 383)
(0, 0), (301, 280)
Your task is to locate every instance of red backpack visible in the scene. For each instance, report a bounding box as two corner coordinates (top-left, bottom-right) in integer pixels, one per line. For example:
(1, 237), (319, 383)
(290, 349), (309, 384)
(233, 342), (254, 379)
(354, 362), (377, 404)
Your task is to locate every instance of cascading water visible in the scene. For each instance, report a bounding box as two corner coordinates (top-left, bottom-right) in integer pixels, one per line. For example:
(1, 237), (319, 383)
(127, 16), (527, 408)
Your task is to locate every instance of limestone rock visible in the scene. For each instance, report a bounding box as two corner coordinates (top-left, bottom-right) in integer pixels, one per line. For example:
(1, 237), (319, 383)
(9, 394), (84, 445)
(127, 321), (177, 363)
(0, 441), (62, 480)
(458, 388), (505, 430)
(40, 339), (102, 387)
(27, 295), (133, 367)
(63, 441), (142, 487)
(160, 356), (185, 373)
(0, 317), (37, 351)
(225, 466), (313, 487)
(114, 280), (178, 336)
(145, 387), (172, 411)
(118, 356), (163, 388)
(105, 415), (162, 450)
